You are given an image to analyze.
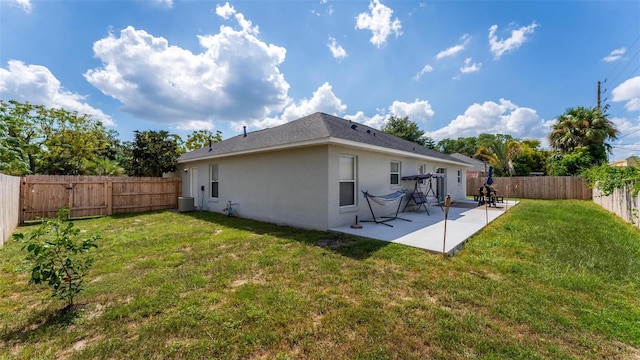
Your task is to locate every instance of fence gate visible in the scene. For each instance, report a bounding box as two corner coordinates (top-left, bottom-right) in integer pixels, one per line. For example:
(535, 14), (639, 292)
(20, 175), (181, 223)
(21, 178), (110, 222)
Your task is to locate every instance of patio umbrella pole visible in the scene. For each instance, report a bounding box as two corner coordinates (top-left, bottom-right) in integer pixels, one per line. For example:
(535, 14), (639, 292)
(485, 187), (489, 226)
(443, 194), (451, 255)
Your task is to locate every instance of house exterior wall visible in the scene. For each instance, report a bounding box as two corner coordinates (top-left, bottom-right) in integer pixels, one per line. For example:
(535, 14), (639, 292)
(326, 145), (468, 229)
(181, 146), (330, 230)
(180, 144), (468, 230)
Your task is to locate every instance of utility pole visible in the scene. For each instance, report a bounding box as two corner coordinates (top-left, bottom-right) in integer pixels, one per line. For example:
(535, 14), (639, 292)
(597, 81), (601, 110)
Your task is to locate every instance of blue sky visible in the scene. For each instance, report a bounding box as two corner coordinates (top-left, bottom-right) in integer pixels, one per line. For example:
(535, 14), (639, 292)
(1, 0), (639, 161)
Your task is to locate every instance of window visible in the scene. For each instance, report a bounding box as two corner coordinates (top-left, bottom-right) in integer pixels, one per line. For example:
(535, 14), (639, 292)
(210, 164), (219, 198)
(390, 161), (400, 185)
(457, 169), (462, 184)
(418, 164), (427, 185)
(339, 155), (356, 207)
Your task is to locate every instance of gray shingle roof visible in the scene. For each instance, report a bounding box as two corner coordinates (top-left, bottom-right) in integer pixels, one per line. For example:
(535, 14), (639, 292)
(178, 112), (467, 165)
(449, 153), (486, 172)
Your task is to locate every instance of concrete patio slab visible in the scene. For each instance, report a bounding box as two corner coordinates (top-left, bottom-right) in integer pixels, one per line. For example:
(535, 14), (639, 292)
(330, 199), (519, 255)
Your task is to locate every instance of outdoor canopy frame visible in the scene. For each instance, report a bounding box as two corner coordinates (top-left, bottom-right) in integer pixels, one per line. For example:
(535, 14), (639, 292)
(401, 173), (445, 215)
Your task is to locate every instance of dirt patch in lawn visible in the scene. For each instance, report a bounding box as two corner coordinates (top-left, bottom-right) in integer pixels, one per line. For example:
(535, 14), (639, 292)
(315, 237), (357, 249)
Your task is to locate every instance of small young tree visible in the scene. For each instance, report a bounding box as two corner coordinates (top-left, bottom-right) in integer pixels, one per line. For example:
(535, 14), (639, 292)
(13, 209), (99, 308)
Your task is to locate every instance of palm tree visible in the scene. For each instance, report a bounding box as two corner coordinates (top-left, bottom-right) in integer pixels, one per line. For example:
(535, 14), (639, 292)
(83, 158), (126, 176)
(548, 106), (618, 161)
(474, 136), (521, 176)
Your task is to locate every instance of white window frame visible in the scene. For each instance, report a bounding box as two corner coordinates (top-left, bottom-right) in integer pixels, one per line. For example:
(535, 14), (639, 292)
(339, 155), (357, 207)
(457, 169), (462, 185)
(418, 164), (427, 185)
(390, 161), (401, 186)
(210, 164), (219, 198)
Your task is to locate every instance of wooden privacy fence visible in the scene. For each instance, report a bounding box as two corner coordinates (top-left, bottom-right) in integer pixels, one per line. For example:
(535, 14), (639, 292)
(467, 176), (592, 200)
(20, 175), (181, 223)
(1, 174), (21, 246)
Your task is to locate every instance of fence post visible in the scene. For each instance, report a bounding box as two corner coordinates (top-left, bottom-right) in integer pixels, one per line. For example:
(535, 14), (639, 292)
(106, 180), (113, 216)
(19, 177), (25, 224)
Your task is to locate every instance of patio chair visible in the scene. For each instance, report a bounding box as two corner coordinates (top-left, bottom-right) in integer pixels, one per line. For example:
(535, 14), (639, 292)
(477, 184), (497, 207)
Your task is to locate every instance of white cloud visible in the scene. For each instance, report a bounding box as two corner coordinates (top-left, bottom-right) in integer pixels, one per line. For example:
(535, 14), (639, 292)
(612, 76), (640, 112)
(328, 37), (347, 59)
(13, 0), (32, 13)
(84, 16), (289, 128)
(425, 99), (547, 140)
(488, 22), (538, 59)
(602, 47), (626, 62)
(176, 120), (214, 131)
(355, 0), (402, 48)
(436, 34), (470, 60)
(0, 60), (114, 126)
(414, 64), (433, 80)
(155, 0), (173, 8)
(612, 115), (640, 137)
(460, 57), (482, 74)
(215, 2), (235, 18)
(610, 114), (640, 160)
(254, 82), (347, 129)
(389, 99), (434, 123)
(215, 2), (258, 35)
(344, 99), (434, 130)
(345, 111), (387, 129)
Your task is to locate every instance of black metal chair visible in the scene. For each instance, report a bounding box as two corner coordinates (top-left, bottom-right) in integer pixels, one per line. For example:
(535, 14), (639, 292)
(477, 184), (497, 207)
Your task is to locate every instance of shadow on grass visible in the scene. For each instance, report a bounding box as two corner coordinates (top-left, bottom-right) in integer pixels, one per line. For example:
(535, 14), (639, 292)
(1, 304), (82, 343)
(171, 210), (390, 260)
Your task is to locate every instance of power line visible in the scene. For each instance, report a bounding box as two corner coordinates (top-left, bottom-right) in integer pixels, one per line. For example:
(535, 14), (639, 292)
(618, 127), (640, 139)
(603, 35), (639, 82)
(606, 46), (640, 87)
(612, 145), (640, 150)
(596, 36), (640, 111)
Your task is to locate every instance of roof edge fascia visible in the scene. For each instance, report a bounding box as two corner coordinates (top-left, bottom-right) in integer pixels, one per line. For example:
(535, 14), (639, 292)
(178, 136), (471, 167)
(329, 138), (473, 167)
(177, 137), (331, 163)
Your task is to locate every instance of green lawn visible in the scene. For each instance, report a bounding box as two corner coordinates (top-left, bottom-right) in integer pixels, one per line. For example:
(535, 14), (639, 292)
(1, 200), (639, 359)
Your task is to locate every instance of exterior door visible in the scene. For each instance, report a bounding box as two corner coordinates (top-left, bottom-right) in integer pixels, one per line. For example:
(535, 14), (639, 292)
(190, 168), (200, 209)
(436, 168), (446, 201)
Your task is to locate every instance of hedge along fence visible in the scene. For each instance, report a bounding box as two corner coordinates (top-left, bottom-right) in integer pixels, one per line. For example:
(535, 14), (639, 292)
(592, 187), (640, 227)
(20, 175), (181, 223)
(0, 173), (21, 247)
(466, 176), (592, 200)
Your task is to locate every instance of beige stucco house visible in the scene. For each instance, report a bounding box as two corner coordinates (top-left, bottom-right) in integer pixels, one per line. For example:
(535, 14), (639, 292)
(177, 112), (471, 230)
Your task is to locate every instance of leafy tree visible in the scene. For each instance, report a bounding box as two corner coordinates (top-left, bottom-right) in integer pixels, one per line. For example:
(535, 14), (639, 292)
(83, 158), (126, 176)
(511, 139), (549, 176)
(0, 100), (121, 175)
(0, 114), (30, 175)
(548, 106), (618, 165)
(547, 147), (596, 176)
(474, 134), (521, 176)
(383, 116), (427, 146)
(127, 130), (183, 177)
(13, 208), (99, 308)
(38, 109), (115, 175)
(436, 137), (478, 156)
(423, 136), (436, 150)
(185, 130), (222, 151)
(0, 100), (44, 174)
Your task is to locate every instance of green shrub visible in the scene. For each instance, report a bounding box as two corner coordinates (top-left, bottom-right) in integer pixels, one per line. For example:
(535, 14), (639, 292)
(581, 164), (640, 196)
(12, 209), (99, 307)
